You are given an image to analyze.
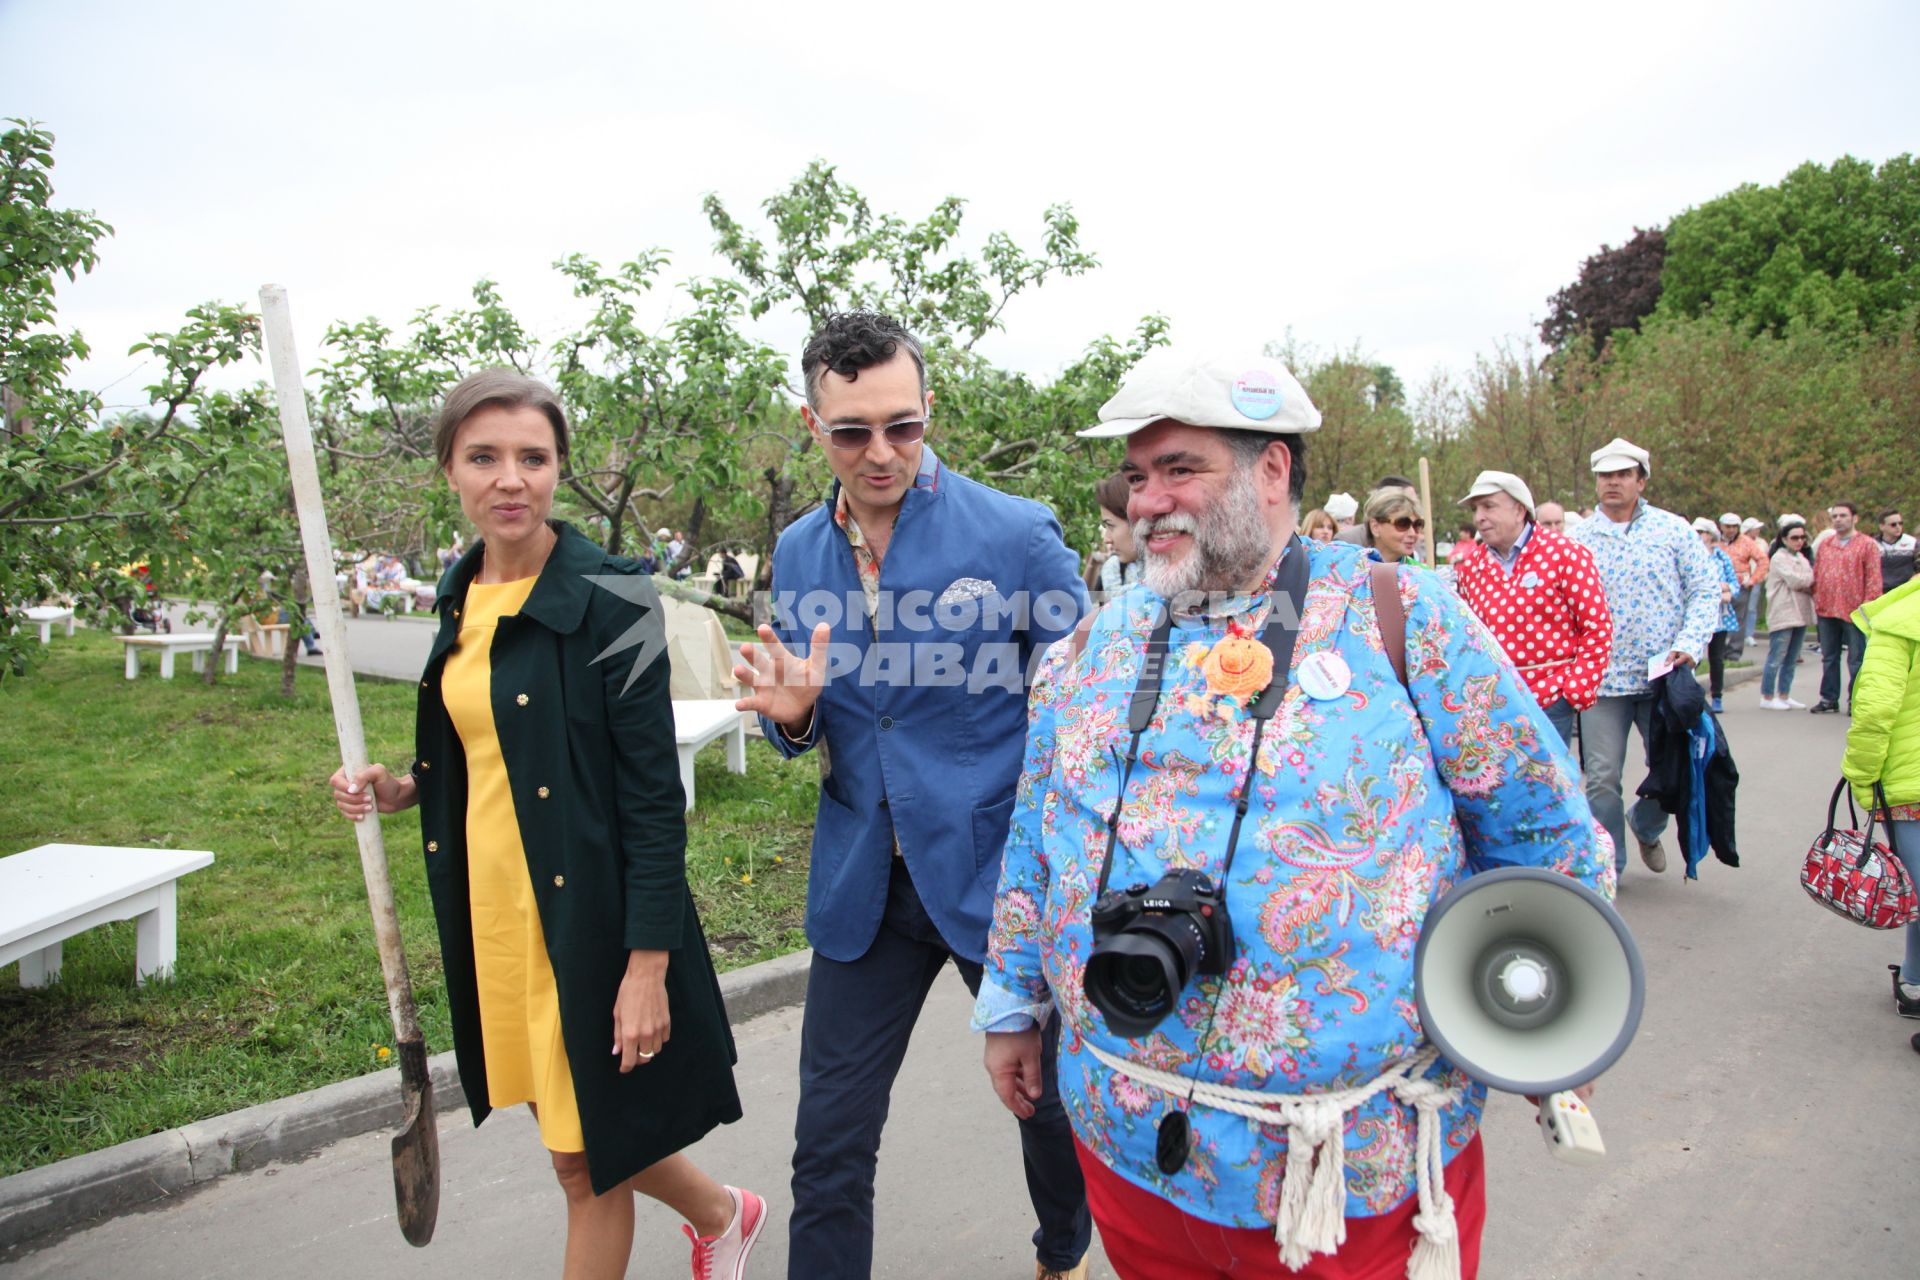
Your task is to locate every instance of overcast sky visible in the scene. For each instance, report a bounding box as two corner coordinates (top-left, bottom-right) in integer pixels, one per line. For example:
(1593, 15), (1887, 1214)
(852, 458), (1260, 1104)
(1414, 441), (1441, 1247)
(6, 0), (1916, 414)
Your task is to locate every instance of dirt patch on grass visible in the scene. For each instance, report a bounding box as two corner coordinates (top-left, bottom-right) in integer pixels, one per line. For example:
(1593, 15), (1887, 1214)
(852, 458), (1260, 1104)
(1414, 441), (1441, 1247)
(0, 989), (245, 1083)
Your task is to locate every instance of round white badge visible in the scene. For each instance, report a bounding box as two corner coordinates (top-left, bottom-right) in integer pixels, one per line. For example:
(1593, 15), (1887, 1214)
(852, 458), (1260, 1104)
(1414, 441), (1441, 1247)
(1520, 571), (1541, 589)
(1230, 369), (1284, 421)
(1297, 651), (1352, 701)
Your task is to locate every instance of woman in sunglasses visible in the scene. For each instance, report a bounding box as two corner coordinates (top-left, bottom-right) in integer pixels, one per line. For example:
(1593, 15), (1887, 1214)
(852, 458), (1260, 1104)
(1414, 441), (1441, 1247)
(1760, 516), (1816, 710)
(1364, 488), (1427, 564)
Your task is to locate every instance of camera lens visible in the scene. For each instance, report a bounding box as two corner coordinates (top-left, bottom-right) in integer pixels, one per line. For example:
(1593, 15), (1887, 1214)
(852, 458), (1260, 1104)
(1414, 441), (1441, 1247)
(1084, 919), (1199, 1038)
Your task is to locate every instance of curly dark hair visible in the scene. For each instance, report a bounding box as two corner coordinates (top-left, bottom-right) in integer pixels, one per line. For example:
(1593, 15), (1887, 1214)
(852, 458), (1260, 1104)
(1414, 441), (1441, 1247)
(800, 312), (926, 408)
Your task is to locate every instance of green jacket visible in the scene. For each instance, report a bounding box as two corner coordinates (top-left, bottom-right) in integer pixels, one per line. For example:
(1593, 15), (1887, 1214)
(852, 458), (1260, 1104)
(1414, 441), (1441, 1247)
(411, 522), (740, 1193)
(1845, 576), (1920, 811)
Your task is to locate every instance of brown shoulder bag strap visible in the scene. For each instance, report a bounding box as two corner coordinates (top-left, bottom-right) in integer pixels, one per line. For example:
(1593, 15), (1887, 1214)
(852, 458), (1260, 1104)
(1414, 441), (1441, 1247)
(1370, 561), (1409, 690)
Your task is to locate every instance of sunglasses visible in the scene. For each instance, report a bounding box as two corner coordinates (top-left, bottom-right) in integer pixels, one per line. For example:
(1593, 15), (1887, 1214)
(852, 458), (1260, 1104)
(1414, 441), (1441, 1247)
(1386, 516), (1427, 533)
(823, 418), (928, 451)
(1787, 532), (1808, 541)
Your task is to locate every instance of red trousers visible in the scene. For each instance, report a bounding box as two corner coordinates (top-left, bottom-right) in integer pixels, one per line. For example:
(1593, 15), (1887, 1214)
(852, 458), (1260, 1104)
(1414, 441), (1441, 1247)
(1076, 1136), (1485, 1280)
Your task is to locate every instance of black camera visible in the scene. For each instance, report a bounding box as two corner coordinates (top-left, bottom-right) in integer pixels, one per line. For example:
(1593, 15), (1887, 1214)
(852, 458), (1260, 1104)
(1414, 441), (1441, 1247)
(1083, 870), (1236, 1038)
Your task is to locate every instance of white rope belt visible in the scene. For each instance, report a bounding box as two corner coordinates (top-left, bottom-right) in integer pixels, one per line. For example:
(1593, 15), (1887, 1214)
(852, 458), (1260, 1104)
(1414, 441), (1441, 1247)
(1086, 1042), (1465, 1280)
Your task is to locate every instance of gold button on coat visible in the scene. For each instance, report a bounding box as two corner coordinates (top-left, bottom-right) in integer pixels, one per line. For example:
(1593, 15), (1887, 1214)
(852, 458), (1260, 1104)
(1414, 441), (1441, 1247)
(537, 786), (550, 799)
(516, 694), (529, 706)
(419, 760), (430, 770)
(427, 840), (439, 853)
(553, 875), (565, 887)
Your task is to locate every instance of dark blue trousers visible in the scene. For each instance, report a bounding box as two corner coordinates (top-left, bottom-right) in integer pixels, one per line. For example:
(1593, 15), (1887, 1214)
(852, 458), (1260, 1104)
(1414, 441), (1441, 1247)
(788, 857), (1090, 1278)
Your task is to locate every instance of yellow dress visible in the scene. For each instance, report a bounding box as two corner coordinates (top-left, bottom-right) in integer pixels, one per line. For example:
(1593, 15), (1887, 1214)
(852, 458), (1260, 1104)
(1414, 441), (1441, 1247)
(441, 576), (584, 1153)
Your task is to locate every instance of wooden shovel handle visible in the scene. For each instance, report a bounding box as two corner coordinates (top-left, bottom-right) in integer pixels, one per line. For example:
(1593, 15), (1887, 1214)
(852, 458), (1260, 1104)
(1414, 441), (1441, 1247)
(259, 284), (420, 1044)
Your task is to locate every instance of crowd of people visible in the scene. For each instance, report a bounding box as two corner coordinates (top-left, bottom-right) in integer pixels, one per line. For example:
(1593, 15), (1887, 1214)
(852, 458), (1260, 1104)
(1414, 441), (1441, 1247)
(324, 314), (1915, 1280)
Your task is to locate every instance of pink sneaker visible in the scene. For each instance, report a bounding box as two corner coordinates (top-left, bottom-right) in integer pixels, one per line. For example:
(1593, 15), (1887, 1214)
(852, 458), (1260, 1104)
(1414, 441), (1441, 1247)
(683, 1185), (765, 1280)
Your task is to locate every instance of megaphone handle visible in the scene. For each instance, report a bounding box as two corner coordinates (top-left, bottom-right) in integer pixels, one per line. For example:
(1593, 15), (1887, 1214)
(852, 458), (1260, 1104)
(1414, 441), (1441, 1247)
(1539, 1091), (1607, 1166)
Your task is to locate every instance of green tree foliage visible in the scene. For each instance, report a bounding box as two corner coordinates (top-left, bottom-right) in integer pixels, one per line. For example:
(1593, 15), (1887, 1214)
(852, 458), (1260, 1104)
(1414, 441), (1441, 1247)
(1, 118), (262, 678)
(1657, 155), (1920, 337)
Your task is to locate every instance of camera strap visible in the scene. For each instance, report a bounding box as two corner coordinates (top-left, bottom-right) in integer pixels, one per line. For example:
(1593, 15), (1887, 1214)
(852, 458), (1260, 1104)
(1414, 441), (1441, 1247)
(1095, 537), (1313, 899)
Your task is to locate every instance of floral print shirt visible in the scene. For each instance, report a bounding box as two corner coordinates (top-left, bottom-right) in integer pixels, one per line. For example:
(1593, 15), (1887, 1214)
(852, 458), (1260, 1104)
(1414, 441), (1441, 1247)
(1569, 501), (1721, 697)
(1812, 533), (1884, 621)
(1711, 548), (1740, 633)
(972, 540), (1615, 1227)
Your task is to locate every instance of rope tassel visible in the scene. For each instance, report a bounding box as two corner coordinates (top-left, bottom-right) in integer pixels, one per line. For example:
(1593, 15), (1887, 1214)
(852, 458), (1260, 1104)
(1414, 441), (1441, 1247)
(1087, 1043), (1464, 1280)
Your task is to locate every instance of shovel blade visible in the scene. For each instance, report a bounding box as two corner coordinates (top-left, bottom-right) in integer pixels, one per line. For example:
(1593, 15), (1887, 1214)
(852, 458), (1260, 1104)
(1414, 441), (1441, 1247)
(390, 1039), (441, 1246)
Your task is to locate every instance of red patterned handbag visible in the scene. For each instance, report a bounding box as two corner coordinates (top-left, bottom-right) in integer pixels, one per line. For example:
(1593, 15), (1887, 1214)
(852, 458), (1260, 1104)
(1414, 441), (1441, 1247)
(1801, 779), (1919, 929)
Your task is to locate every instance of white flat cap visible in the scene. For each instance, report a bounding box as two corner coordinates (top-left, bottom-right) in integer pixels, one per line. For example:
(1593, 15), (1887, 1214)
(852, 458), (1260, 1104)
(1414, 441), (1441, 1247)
(1081, 347), (1321, 438)
(1690, 516), (1719, 535)
(1324, 492), (1359, 522)
(1458, 470), (1536, 516)
(1718, 512), (1741, 526)
(1742, 517), (1765, 533)
(1590, 437), (1651, 475)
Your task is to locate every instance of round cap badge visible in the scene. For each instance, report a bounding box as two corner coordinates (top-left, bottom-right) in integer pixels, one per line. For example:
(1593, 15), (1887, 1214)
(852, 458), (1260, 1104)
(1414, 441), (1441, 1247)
(1296, 651), (1352, 701)
(1231, 369), (1284, 421)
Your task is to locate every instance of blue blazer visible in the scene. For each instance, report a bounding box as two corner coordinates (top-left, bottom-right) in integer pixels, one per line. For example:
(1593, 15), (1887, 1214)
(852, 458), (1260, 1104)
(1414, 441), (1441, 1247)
(762, 448), (1088, 964)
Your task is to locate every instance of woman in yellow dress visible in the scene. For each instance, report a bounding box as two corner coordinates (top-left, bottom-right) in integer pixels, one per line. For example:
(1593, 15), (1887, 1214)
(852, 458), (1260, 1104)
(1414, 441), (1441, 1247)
(330, 370), (764, 1279)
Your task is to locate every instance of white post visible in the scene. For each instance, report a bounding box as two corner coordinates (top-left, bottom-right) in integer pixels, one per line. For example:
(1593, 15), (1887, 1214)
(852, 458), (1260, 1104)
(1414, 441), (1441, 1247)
(678, 747), (698, 813)
(226, 642), (240, 674)
(161, 649), (178, 679)
(125, 646), (140, 680)
(18, 942), (61, 988)
(36, 621), (51, 645)
(726, 720), (747, 775)
(135, 882), (178, 985)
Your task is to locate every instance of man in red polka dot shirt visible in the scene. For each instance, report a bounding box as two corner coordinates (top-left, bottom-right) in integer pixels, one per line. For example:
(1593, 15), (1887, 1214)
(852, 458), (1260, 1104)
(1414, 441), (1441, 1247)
(1452, 470), (1613, 748)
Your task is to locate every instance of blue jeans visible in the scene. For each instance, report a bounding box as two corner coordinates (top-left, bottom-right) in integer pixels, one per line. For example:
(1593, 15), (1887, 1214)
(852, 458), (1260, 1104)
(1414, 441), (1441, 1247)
(1817, 615), (1867, 706)
(1578, 692), (1669, 873)
(1542, 698), (1577, 750)
(788, 857), (1090, 1278)
(1892, 820), (1920, 985)
(1761, 625), (1805, 698)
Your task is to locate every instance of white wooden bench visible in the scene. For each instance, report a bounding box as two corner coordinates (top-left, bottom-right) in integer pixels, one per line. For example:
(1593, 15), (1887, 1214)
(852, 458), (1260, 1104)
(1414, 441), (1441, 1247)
(23, 606), (75, 644)
(0, 844), (215, 987)
(672, 699), (748, 813)
(115, 632), (246, 679)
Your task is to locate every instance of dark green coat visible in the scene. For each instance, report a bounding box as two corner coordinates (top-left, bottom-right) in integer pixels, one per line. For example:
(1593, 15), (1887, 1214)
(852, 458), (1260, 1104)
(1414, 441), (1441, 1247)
(409, 522), (741, 1193)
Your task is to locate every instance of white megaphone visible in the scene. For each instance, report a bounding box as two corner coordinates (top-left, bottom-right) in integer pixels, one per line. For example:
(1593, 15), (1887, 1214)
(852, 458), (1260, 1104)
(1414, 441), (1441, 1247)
(1415, 866), (1645, 1166)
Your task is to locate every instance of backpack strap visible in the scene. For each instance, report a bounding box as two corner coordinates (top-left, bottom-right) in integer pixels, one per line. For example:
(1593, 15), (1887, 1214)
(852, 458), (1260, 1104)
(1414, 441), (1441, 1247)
(1370, 560), (1409, 690)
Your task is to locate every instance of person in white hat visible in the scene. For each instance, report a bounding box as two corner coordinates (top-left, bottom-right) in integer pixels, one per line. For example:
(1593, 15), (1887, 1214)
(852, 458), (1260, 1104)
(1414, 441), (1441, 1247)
(975, 348), (1615, 1280)
(1569, 439), (1722, 877)
(1451, 470), (1612, 747)
(1718, 512), (1766, 661)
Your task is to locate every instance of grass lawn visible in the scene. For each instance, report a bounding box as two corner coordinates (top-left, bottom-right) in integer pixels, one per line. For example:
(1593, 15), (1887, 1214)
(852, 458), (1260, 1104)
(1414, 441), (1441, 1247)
(0, 630), (817, 1176)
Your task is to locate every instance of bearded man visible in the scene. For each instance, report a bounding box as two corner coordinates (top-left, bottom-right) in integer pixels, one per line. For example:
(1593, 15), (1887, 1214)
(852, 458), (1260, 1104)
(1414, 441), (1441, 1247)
(973, 348), (1613, 1280)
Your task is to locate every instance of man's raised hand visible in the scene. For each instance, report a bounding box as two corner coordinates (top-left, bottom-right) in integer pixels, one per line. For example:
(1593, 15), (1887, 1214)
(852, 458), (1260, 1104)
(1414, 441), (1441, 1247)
(733, 622), (832, 736)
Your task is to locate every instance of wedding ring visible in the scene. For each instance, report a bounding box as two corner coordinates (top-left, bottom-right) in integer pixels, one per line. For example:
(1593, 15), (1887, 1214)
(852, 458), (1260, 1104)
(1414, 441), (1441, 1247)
(636, 1050), (655, 1060)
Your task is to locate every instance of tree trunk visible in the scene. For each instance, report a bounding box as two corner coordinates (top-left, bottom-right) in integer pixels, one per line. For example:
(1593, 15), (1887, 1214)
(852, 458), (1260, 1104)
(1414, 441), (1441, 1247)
(204, 614), (232, 686)
(759, 464), (796, 592)
(279, 610), (300, 698)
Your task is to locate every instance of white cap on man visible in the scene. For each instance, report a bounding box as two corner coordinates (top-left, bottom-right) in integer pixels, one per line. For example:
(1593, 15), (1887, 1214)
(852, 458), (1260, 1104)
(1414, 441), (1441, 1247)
(1718, 511), (1741, 526)
(1742, 516), (1765, 534)
(1325, 492), (1359, 522)
(1590, 437), (1651, 475)
(1458, 470), (1536, 517)
(1080, 348), (1322, 438)
(1690, 517), (1719, 535)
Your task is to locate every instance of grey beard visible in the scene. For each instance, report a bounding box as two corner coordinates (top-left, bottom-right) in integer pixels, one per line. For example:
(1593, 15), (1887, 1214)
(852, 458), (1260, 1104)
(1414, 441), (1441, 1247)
(1139, 466), (1277, 603)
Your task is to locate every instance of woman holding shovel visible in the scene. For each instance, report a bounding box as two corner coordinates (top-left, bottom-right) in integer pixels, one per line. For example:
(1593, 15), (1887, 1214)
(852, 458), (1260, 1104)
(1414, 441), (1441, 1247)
(328, 369), (763, 1279)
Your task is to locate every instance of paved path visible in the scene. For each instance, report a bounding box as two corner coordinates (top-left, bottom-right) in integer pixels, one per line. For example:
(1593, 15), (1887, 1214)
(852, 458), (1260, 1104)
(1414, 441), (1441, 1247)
(9, 688), (1916, 1278)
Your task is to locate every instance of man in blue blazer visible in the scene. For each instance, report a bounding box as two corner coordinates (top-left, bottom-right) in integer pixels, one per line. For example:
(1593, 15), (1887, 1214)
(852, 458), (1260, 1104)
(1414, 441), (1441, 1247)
(735, 312), (1092, 1279)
